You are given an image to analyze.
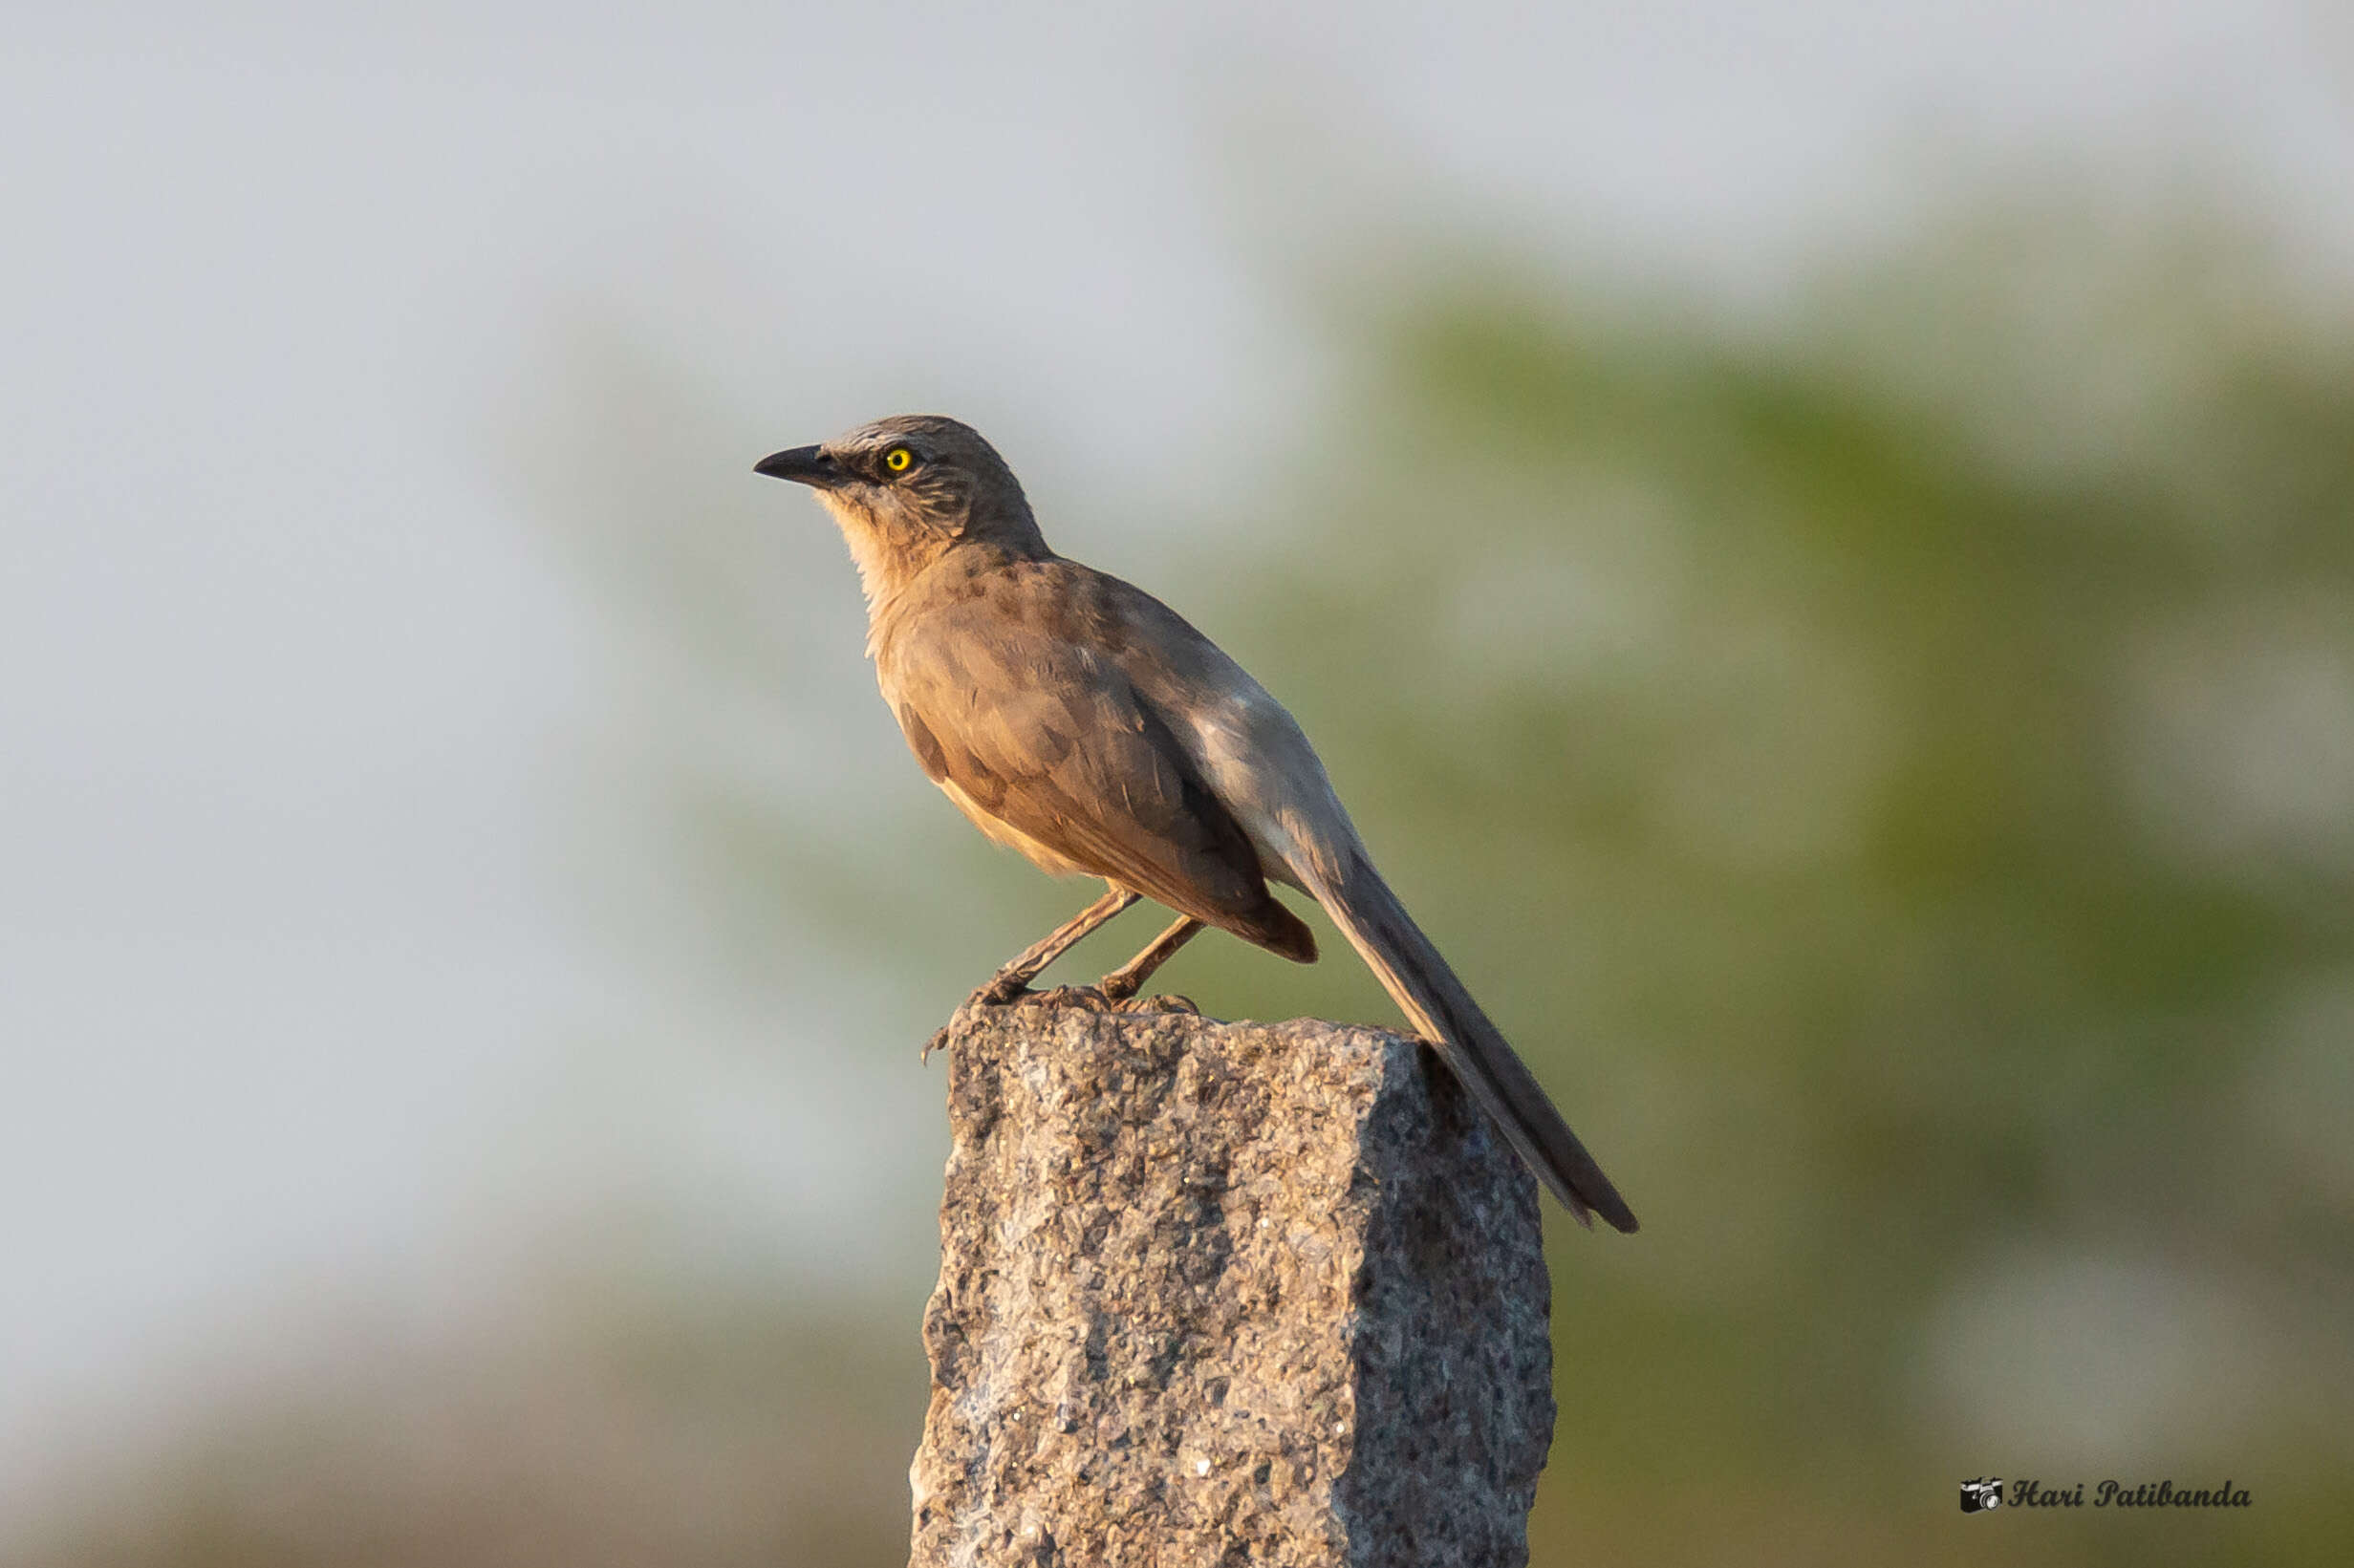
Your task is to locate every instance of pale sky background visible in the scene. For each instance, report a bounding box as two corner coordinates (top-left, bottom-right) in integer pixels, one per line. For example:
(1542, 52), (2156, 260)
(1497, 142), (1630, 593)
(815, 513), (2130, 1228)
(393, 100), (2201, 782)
(2, 0), (2347, 1521)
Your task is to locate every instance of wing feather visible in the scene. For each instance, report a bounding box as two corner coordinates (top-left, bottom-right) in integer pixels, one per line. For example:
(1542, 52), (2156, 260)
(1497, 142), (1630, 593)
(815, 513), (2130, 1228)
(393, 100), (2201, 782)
(883, 593), (1312, 960)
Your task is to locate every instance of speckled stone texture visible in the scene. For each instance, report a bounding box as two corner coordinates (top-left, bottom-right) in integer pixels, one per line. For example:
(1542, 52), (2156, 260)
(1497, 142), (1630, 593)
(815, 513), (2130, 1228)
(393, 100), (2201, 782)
(909, 993), (1554, 1568)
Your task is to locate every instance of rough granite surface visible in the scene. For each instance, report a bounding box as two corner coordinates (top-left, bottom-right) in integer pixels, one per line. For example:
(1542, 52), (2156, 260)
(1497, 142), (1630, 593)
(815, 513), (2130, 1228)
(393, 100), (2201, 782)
(908, 992), (1554, 1568)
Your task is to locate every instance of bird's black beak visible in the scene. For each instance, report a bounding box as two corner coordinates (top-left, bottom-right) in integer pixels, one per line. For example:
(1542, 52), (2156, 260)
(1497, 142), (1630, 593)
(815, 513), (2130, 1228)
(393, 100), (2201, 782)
(754, 445), (846, 489)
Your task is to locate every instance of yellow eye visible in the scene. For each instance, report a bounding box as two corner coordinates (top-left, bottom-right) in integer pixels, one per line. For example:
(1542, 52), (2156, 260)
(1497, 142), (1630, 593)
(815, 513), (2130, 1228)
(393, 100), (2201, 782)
(884, 446), (914, 473)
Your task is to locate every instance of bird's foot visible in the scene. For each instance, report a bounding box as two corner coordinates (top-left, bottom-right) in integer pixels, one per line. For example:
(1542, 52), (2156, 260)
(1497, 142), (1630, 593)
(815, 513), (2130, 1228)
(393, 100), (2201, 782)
(1110, 992), (1199, 1016)
(921, 974), (1038, 1063)
(928, 980), (1132, 1060)
(974, 972), (1034, 1008)
(1027, 984), (1116, 1013)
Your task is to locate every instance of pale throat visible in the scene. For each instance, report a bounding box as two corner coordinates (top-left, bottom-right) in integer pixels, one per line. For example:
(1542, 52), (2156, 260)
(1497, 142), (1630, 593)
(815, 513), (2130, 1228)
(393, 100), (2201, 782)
(820, 493), (934, 610)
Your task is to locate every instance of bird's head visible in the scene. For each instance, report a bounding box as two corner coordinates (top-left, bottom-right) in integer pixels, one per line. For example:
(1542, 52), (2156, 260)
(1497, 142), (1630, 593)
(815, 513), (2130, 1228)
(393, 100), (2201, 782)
(755, 415), (1046, 602)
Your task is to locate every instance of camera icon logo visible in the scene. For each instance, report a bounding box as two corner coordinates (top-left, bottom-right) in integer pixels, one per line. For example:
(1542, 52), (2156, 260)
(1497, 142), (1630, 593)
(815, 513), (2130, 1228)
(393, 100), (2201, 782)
(1959, 1477), (2004, 1514)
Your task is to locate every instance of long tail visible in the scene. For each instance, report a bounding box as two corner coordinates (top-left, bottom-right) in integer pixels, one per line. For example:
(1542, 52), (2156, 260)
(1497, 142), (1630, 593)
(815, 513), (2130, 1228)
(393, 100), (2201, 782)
(1307, 846), (1637, 1233)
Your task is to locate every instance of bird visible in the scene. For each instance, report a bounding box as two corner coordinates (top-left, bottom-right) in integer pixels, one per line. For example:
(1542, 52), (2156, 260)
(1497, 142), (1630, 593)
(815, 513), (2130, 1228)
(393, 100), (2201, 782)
(755, 415), (1636, 1233)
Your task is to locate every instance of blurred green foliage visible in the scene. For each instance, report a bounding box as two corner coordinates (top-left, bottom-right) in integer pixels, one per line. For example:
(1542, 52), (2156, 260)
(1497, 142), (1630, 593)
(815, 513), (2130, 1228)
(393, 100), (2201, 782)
(27, 202), (2353, 1566)
(1208, 208), (2354, 1566)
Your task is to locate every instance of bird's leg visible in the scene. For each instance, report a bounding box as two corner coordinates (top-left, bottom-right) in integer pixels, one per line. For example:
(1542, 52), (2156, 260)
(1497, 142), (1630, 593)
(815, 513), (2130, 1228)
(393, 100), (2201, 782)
(923, 887), (1142, 1062)
(976, 886), (1139, 1006)
(1096, 915), (1203, 1006)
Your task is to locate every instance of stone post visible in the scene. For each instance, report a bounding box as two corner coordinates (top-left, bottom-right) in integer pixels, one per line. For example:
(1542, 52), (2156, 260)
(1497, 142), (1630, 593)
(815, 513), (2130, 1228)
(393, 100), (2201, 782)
(909, 994), (1556, 1567)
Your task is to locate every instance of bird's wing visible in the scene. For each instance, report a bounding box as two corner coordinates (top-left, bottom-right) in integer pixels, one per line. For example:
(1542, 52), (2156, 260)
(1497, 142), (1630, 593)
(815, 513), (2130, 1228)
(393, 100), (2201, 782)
(1083, 570), (1637, 1229)
(882, 592), (1314, 960)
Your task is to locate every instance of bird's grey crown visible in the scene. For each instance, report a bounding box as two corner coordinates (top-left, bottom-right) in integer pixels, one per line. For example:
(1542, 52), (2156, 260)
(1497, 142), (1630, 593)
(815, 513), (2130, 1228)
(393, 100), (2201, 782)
(825, 413), (1001, 468)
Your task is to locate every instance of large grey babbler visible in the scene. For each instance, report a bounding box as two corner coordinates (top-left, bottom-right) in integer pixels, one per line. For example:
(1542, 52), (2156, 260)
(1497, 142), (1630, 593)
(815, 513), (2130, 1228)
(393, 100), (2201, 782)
(757, 415), (1636, 1232)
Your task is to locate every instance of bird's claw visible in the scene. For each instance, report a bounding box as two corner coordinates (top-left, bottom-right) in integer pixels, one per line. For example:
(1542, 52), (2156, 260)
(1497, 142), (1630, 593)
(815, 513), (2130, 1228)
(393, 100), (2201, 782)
(926, 977), (1032, 1063)
(1030, 984), (1114, 1012)
(929, 977), (1124, 1062)
(1112, 992), (1198, 1016)
(927, 979), (1197, 1059)
(974, 973), (1033, 1007)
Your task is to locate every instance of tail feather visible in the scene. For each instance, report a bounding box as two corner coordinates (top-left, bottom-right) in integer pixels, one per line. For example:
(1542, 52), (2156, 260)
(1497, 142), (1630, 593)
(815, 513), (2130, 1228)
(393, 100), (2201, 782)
(1308, 848), (1637, 1233)
(1234, 895), (1319, 964)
